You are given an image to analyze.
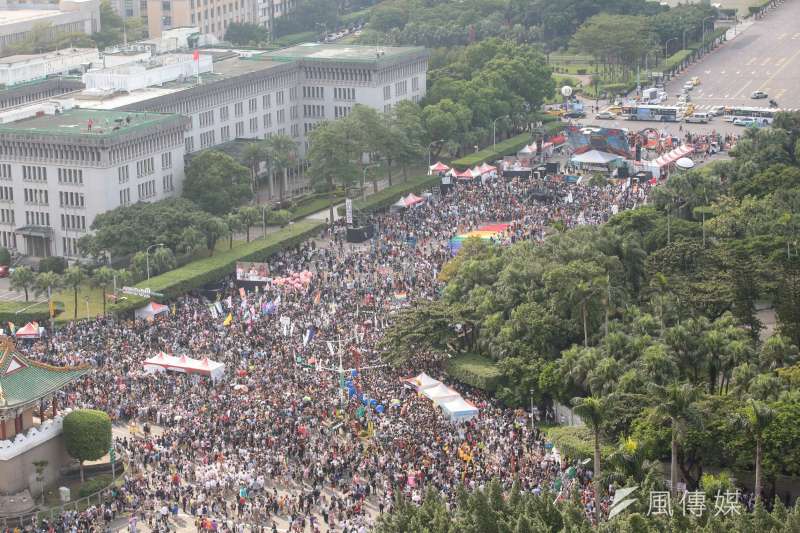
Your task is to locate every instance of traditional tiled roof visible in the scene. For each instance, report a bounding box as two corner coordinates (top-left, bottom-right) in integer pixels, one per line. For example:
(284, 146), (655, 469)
(0, 337), (90, 411)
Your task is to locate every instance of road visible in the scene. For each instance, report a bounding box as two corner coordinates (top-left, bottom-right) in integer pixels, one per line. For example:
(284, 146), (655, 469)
(665, 0), (800, 112)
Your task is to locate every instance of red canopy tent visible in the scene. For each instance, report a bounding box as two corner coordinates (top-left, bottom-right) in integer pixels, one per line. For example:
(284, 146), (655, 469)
(14, 321), (41, 339)
(403, 193), (425, 207)
(429, 161), (450, 173)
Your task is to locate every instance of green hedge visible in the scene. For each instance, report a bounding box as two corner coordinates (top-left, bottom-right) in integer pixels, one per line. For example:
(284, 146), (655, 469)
(108, 220), (324, 314)
(337, 175), (441, 216)
(273, 31), (317, 47)
(451, 132), (532, 169)
(289, 192), (347, 220)
(543, 425), (614, 461)
(445, 353), (501, 392)
(665, 50), (692, 72)
(78, 475), (113, 498)
(0, 301), (52, 325)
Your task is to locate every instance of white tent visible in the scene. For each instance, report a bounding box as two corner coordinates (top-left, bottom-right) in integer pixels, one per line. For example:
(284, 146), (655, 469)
(406, 372), (440, 390)
(440, 397), (479, 421)
(422, 383), (461, 405)
(143, 352), (225, 382)
(570, 149), (622, 165)
(135, 301), (170, 321)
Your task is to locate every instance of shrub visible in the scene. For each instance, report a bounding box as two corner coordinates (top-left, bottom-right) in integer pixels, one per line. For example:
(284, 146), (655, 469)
(543, 426), (614, 461)
(266, 209), (291, 226)
(38, 256), (66, 274)
(0, 301), (52, 324)
(0, 247), (10, 265)
(108, 220), (323, 314)
(446, 353), (501, 392)
(78, 475), (113, 498)
(63, 409), (112, 482)
(576, 68), (587, 75)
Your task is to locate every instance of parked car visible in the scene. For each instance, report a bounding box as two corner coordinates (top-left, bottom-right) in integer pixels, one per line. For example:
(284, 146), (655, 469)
(685, 112), (711, 124)
(683, 81), (695, 91)
(596, 111), (616, 119)
(690, 76), (701, 85)
(751, 90), (768, 99)
(710, 105), (726, 116)
(733, 117), (756, 126)
(0, 265), (8, 278)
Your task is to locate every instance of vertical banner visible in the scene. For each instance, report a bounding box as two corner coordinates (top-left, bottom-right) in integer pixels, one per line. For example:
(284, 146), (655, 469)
(345, 198), (353, 225)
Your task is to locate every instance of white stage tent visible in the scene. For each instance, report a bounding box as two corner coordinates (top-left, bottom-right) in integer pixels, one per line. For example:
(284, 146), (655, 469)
(440, 397), (479, 421)
(422, 383), (461, 405)
(406, 372), (441, 390)
(143, 352), (225, 382)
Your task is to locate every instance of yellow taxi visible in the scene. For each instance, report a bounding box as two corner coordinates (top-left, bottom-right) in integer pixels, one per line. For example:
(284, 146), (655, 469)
(690, 76), (700, 86)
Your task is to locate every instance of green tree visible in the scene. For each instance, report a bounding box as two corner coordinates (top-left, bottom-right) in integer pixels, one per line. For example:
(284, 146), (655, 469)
(264, 134), (298, 201)
(572, 395), (607, 525)
(649, 382), (700, 498)
(0, 247), (10, 265)
(33, 271), (62, 301)
(197, 215), (228, 254)
(308, 120), (358, 223)
(178, 226), (205, 254)
(62, 409), (112, 482)
(237, 206), (261, 243)
(224, 212), (243, 249)
(241, 141), (267, 195)
(224, 22), (270, 45)
(736, 399), (775, 504)
(62, 266), (85, 320)
(9, 266), (35, 302)
(183, 151), (252, 215)
(90, 266), (116, 316)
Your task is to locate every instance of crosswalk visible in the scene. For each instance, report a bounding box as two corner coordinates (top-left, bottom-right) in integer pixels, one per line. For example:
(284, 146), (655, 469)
(690, 104), (800, 112)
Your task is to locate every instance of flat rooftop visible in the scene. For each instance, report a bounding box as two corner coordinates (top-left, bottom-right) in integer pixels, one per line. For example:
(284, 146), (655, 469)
(0, 108), (182, 138)
(264, 43), (426, 63)
(0, 9), (66, 25)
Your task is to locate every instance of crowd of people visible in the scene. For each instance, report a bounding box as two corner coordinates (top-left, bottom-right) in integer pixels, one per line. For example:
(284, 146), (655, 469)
(9, 175), (649, 532)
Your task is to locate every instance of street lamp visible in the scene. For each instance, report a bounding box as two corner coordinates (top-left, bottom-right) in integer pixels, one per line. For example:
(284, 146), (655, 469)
(145, 243), (165, 280)
(427, 139), (444, 168)
(529, 389), (535, 432)
(361, 164), (378, 202)
(493, 115), (508, 150)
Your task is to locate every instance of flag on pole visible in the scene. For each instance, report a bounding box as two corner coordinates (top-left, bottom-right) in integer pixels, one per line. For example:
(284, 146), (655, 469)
(193, 49), (199, 61)
(223, 313), (233, 326)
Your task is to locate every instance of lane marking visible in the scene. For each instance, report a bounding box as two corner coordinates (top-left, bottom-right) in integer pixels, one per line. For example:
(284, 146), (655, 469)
(775, 57), (786, 66)
(732, 79), (754, 99)
(758, 44), (800, 91)
(751, 71), (757, 75)
(777, 33), (788, 40)
(704, 70), (711, 74)
(746, 57), (757, 65)
(775, 88), (786, 99)
(761, 57), (772, 66)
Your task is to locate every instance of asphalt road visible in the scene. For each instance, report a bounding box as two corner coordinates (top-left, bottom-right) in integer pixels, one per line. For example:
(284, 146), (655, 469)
(665, 0), (800, 112)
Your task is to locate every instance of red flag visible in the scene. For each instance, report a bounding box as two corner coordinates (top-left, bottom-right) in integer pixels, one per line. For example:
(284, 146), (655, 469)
(193, 49), (199, 61)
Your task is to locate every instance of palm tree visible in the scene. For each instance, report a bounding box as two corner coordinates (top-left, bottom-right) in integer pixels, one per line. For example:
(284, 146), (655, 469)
(736, 399), (775, 505)
(90, 266), (116, 316)
(237, 206), (261, 243)
(224, 212), (244, 249)
(9, 266), (35, 302)
(62, 266), (85, 319)
(34, 271), (62, 300)
(649, 382), (700, 498)
(571, 395), (608, 525)
(265, 134), (297, 202)
(241, 142), (267, 195)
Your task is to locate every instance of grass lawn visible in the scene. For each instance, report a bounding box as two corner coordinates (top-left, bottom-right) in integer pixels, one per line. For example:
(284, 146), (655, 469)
(445, 352), (501, 392)
(53, 283), (106, 322)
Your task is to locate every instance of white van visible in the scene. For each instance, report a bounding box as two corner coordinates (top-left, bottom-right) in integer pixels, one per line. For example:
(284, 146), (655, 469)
(685, 112), (711, 124)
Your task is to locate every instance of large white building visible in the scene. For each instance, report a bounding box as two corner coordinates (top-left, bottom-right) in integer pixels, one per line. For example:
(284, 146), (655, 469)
(0, 0), (101, 53)
(0, 42), (428, 257)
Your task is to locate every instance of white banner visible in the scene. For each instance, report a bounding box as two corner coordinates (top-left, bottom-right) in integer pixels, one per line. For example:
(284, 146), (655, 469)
(345, 198), (353, 225)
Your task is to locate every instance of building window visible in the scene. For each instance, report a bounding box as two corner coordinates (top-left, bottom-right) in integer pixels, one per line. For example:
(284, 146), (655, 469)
(249, 117), (258, 133)
(220, 106), (230, 121)
(162, 174), (174, 192)
(57, 168), (84, 185)
(22, 165), (47, 182)
(412, 76), (419, 91)
(276, 91), (284, 105)
(200, 130), (216, 148)
(0, 186), (12, 202)
(161, 152), (172, 170)
(263, 113), (272, 128)
(59, 191), (85, 208)
(119, 188), (131, 206)
(221, 125), (230, 142)
(234, 122), (244, 137)
(291, 123), (299, 138)
(136, 157), (155, 178)
(0, 164), (11, 180)
(234, 102), (243, 117)
(262, 94), (271, 109)
(118, 165), (130, 184)
(24, 188), (48, 206)
(199, 110), (214, 127)
(185, 136), (195, 153)
(276, 109), (285, 124)
(249, 98), (258, 113)
(383, 86), (391, 100)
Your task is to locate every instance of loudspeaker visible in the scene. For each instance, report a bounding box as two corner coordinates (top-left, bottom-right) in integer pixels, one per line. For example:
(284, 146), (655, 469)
(347, 225), (374, 243)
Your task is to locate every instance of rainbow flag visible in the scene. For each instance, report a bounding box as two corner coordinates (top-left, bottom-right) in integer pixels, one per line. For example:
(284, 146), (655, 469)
(449, 230), (501, 255)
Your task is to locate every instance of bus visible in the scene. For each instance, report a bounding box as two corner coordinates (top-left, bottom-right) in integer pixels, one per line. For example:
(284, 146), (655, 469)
(620, 105), (683, 122)
(722, 106), (779, 125)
